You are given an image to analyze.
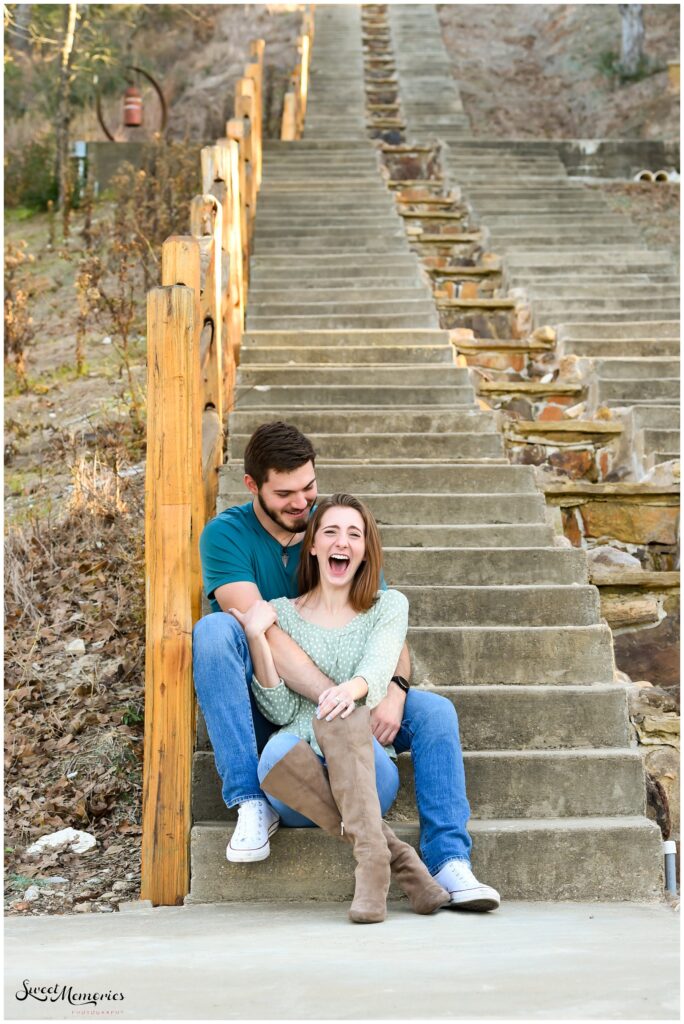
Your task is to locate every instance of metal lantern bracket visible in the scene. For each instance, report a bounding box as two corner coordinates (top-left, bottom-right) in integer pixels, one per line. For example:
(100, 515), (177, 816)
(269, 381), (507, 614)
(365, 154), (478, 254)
(96, 65), (168, 141)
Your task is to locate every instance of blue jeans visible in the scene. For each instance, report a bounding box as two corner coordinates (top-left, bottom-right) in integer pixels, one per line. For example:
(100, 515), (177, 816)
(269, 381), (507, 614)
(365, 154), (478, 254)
(257, 731), (400, 825)
(192, 612), (472, 873)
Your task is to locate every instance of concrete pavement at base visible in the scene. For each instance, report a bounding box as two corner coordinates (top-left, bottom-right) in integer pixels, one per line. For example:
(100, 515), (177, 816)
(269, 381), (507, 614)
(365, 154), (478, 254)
(4, 900), (679, 1020)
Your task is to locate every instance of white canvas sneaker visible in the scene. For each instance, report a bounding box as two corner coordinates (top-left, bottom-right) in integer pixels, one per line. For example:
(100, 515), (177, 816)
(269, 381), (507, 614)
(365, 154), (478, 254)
(433, 860), (501, 911)
(226, 799), (280, 863)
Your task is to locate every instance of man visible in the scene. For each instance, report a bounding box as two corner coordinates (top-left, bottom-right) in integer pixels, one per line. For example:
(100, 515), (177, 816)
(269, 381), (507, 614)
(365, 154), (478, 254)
(194, 421), (500, 910)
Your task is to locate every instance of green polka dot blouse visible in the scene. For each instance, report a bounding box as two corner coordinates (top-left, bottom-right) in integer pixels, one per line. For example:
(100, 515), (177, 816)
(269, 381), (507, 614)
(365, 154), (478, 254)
(251, 589), (409, 757)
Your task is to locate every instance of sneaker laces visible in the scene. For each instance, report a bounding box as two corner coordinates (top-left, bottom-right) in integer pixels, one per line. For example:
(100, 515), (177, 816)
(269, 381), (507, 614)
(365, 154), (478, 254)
(236, 799), (267, 839)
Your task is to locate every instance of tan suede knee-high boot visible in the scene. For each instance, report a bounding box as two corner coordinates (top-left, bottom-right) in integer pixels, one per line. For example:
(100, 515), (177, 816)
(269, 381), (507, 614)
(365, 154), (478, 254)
(312, 706), (392, 923)
(261, 733), (449, 916)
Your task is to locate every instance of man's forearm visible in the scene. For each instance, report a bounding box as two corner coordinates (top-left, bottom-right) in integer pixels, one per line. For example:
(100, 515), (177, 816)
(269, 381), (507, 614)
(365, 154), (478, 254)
(392, 642), (411, 683)
(266, 625), (332, 701)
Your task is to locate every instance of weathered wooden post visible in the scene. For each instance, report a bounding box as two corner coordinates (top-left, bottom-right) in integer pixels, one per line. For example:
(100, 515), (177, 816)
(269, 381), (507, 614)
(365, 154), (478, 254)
(246, 39), (265, 188)
(188, 197), (226, 518)
(297, 33), (310, 135)
(235, 78), (258, 228)
(281, 92), (297, 141)
(201, 143), (244, 409)
(226, 117), (252, 292)
(141, 281), (200, 906)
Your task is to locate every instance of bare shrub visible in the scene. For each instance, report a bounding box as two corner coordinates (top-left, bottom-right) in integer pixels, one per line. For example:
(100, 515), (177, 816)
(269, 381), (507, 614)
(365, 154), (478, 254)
(68, 453), (128, 519)
(4, 239), (36, 387)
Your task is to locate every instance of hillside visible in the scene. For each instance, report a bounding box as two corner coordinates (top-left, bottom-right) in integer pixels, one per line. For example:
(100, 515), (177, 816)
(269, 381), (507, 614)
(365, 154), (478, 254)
(437, 3), (680, 140)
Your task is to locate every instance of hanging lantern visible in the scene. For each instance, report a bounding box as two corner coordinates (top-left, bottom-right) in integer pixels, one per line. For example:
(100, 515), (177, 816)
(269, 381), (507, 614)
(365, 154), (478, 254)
(123, 85), (143, 127)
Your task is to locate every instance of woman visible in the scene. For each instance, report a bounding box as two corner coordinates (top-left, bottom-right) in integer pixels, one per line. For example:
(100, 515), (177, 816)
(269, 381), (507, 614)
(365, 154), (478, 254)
(229, 493), (449, 924)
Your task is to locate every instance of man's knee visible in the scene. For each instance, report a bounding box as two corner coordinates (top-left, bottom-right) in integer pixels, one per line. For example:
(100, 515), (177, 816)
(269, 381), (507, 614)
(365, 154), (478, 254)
(193, 611), (244, 651)
(406, 689), (459, 733)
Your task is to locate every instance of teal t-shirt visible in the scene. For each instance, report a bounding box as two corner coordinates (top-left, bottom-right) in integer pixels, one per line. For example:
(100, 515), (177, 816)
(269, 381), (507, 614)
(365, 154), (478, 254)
(200, 501), (386, 612)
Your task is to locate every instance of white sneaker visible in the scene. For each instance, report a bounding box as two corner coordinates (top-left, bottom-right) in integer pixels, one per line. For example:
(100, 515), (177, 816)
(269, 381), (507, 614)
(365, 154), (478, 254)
(433, 860), (500, 911)
(226, 800), (279, 863)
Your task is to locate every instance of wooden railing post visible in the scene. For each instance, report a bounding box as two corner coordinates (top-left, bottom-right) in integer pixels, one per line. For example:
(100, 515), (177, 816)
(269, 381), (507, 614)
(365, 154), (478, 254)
(281, 92), (297, 141)
(246, 39), (265, 188)
(188, 197), (226, 518)
(281, 9), (314, 140)
(226, 117), (251, 292)
(235, 78), (257, 228)
(297, 34), (310, 134)
(142, 283), (199, 906)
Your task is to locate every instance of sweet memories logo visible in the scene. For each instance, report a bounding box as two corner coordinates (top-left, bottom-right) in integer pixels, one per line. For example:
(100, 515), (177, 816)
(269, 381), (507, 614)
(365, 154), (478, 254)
(15, 980), (125, 1007)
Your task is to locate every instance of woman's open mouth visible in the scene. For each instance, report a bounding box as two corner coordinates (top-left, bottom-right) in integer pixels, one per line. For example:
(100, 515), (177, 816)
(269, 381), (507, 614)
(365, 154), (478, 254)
(328, 554), (351, 577)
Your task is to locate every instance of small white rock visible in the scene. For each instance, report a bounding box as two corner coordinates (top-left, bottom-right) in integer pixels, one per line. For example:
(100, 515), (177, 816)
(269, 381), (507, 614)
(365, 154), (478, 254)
(43, 876), (69, 886)
(65, 639), (86, 655)
(102, 336), (112, 345)
(112, 880), (129, 891)
(27, 827), (97, 857)
(24, 886), (40, 902)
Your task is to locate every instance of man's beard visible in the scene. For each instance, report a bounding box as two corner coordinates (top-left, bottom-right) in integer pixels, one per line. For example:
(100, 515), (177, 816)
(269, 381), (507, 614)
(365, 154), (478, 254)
(257, 491), (313, 535)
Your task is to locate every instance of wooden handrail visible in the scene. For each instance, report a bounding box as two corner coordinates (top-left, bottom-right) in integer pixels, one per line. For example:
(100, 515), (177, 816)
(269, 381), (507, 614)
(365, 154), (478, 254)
(281, 5), (315, 140)
(142, 283), (199, 906)
(141, 36), (266, 907)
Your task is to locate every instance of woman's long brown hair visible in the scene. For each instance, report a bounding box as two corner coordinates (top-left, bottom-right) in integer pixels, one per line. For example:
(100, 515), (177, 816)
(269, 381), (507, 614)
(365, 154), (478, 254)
(297, 493), (383, 613)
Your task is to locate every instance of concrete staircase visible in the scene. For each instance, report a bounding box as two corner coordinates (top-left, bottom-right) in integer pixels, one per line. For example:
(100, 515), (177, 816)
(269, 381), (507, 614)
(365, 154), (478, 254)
(387, 4), (680, 471)
(188, 4), (664, 904)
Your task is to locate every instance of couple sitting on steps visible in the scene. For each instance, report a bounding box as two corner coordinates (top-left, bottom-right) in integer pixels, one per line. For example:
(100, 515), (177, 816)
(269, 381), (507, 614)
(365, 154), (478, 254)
(193, 420), (500, 923)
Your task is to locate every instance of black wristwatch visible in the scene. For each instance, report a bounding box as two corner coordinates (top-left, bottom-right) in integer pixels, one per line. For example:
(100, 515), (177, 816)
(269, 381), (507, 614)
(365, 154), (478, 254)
(391, 675), (410, 694)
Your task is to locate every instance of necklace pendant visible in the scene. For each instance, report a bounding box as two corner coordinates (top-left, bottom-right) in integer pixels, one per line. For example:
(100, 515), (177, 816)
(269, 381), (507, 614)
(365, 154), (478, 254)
(281, 552), (289, 567)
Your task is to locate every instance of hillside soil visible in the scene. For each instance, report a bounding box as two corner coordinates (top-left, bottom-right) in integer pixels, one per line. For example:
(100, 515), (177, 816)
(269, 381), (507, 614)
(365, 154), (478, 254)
(437, 3), (680, 139)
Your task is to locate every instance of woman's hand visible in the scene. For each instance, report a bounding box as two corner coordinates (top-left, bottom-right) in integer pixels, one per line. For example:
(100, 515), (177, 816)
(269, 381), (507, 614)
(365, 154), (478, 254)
(317, 678), (368, 722)
(228, 601), (278, 640)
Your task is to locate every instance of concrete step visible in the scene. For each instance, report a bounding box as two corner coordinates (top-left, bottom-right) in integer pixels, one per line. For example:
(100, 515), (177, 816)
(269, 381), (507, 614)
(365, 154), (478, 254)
(540, 311), (680, 328)
(229, 431), (504, 461)
(248, 271), (425, 288)
(407, 623), (615, 685)
(398, 583), (601, 626)
(643, 428), (680, 452)
(561, 337), (679, 358)
(558, 320), (680, 340)
(197, 681), (630, 753)
(376, 524), (556, 548)
(246, 300), (437, 319)
(218, 491), (549, 525)
(253, 226), (407, 241)
(437, 684), (632, 750)
(525, 285), (679, 301)
(240, 330), (449, 348)
(598, 378), (680, 402)
(263, 140), (379, 152)
(534, 300), (681, 317)
(250, 255), (420, 273)
(194, 746), (644, 825)
(506, 253), (675, 270)
(229, 405), (493, 432)
(220, 462), (540, 495)
(237, 344), (451, 366)
(633, 404), (681, 429)
(483, 217), (633, 232)
(252, 239), (410, 255)
(383, 547), (588, 586)
(236, 365), (469, 387)
(234, 384), (475, 407)
(255, 215), (400, 229)
(245, 315), (441, 332)
(595, 357), (680, 379)
(188, 816), (662, 902)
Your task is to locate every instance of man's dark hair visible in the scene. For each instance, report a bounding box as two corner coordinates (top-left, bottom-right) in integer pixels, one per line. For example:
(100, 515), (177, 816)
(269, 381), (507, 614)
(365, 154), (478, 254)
(243, 421), (317, 488)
